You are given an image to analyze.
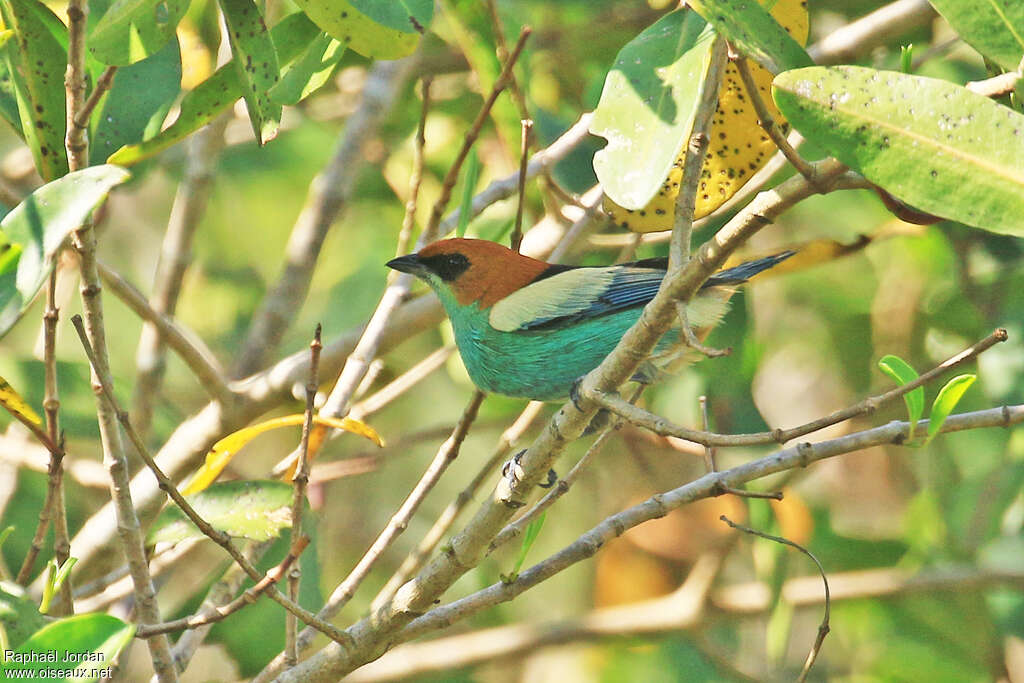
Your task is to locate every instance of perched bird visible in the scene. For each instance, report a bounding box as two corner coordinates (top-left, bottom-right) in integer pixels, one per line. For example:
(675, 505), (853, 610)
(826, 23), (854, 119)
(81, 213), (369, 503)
(387, 238), (792, 401)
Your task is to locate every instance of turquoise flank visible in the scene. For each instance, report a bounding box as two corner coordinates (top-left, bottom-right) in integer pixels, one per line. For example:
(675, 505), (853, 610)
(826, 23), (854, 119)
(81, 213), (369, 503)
(438, 290), (677, 401)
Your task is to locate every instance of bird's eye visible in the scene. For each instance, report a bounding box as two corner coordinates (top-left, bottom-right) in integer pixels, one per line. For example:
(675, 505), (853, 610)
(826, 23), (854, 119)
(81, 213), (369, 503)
(419, 252), (470, 281)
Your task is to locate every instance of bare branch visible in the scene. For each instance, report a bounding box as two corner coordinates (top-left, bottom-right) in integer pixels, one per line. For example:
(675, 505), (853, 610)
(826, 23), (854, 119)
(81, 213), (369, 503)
(310, 392), (485, 631)
(371, 401), (546, 609)
(286, 326), (322, 666)
(379, 404), (1022, 652)
(809, 0), (937, 64)
(393, 78), (432, 261)
(721, 516), (829, 682)
(98, 260), (233, 407)
(134, 115), (228, 437)
(234, 59), (415, 376)
(732, 54), (819, 182)
(510, 118), (533, 252)
(345, 562), (1024, 682)
(136, 537), (309, 638)
(590, 328), (1008, 447)
(347, 553), (724, 682)
(70, 316), (354, 651)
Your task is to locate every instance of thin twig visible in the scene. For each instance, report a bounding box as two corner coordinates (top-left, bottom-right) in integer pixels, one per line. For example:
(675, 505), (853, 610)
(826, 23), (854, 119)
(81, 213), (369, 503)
(808, 0), (936, 64)
(42, 273), (72, 615)
(286, 326), (322, 667)
(313, 28), (532, 439)
(483, 0), (531, 123)
(700, 396), (781, 499)
(69, 316), (355, 652)
(350, 347), (454, 419)
(380, 405), (1022, 652)
(136, 538), (309, 638)
(63, 0), (89, 171)
(74, 65), (117, 130)
(370, 401), (546, 611)
(732, 54), (819, 182)
(65, 0), (176, 675)
(590, 328), (1008, 448)
(234, 59), (414, 377)
(62, 111), (601, 589)
(168, 540), (273, 673)
(134, 115), (228, 437)
(13, 403), (64, 585)
(966, 70), (1022, 98)
(699, 395), (716, 472)
(316, 392), (485, 622)
(393, 78), (432, 261)
(489, 386), (644, 554)
(720, 516), (830, 682)
(347, 553), (725, 683)
(98, 260), (233, 407)
(671, 38), (729, 357)
(510, 119), (533, 252)
(422, 27), (531, 241)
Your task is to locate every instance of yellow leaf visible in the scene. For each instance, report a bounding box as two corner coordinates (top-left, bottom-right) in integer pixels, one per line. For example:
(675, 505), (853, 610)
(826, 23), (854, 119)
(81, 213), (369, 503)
(0, 375), (41, 426)
(605, 0), (809, 232)
(182, 414), (383, 495)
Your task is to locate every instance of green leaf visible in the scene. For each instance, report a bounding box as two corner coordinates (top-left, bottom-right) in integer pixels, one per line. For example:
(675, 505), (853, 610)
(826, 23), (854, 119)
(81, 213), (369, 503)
(0, 165), (131, 338)
(0, 0), (69, 180)
(219, 0), (281, 145)
(773, 66), (1024, 236)
(107, 12), (319, 165)
(268, 32), (344, 106)
(928, 0), (1024, 71)
(88, 0), (189, 65)
(350, 0), (432, 33)
(0, 583), (46, 650)
(39, 557), (76, 614)
(591, 9), (716, 210)
(89, 37), (182, 165)
(146, 480), (295, 547)
(511, 512), (545, 576)
(456, 149), (480, 238)
(0, 31), (24, 141)
(4, 614), (134, 682)
(926, 374), (976, 444)
(293, 0), (427, 59)
(686, 0), (813, 74)
(878, 354), (924, 441)
(900, 43), (914, 74)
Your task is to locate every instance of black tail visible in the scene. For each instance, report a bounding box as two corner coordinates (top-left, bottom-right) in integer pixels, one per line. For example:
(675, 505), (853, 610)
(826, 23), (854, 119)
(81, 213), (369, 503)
(702, 250), (796, 288)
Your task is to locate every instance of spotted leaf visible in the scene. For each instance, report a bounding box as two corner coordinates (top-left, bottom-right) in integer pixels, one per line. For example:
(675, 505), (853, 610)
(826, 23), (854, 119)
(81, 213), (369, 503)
(604, 0), (808, 232)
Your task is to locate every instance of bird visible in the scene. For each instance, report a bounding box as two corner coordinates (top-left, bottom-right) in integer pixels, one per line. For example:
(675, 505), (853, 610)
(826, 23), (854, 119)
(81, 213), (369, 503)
(387, 238), (792, 401)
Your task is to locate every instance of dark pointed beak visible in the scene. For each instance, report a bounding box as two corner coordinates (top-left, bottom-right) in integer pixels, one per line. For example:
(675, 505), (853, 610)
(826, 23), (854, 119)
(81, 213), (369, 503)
(386, 253), (424, 275)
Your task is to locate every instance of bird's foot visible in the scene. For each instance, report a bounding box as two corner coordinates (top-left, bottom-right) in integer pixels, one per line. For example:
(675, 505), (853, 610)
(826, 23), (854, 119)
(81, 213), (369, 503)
(569, 376), (587, 412)
(539, 468), (558, 488)
(582, 408), (611, 436)
(501, 449), (526, 487)
(501, 449), (558, 489)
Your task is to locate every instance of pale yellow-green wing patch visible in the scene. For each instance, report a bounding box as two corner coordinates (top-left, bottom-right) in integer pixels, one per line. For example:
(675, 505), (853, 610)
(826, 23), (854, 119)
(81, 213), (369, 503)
(605, 0), (809, 232)
(489, 268), (618, 332)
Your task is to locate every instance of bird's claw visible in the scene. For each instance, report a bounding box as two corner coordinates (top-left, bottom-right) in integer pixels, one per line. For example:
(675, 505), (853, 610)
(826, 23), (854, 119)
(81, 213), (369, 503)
(539, 469), (558, 488)
(569, 376), (586, 412)
(502, 449), (527, 487)
(501, 450), (558, 489)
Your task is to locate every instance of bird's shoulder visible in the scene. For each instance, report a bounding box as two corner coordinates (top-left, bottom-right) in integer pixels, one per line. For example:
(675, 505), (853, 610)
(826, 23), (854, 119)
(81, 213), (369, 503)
(488, 261), (667, 332)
